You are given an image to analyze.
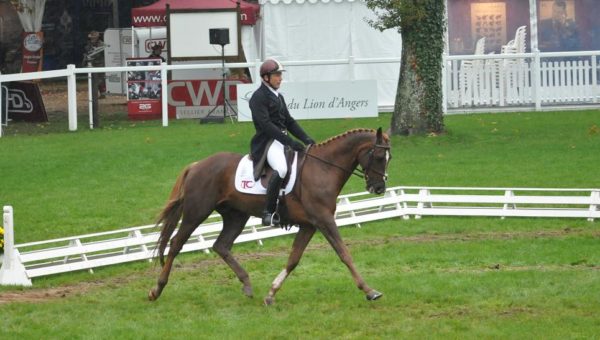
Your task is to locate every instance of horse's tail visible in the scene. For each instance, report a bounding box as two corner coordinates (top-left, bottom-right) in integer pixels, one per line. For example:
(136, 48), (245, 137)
(155, 164), (191, 266)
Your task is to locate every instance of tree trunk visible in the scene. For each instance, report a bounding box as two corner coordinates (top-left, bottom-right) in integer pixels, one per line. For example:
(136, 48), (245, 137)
(391, 44), (428, 135)
(388, 0), (446, 136)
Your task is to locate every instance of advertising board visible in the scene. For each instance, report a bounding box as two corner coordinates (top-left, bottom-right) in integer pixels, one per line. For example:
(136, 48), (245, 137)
(236, 80), (378, 121)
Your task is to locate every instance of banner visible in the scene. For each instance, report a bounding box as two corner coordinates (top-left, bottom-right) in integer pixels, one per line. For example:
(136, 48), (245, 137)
(167, 79), (248, 119)
(21, 32), (44, 73)
(126, 57), (164, 120)
(1, 81), (47, 122)
(236, 80), (378, 122)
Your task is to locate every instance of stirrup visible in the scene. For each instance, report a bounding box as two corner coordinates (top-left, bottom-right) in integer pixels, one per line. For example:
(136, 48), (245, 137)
(262, 212), (281, 227)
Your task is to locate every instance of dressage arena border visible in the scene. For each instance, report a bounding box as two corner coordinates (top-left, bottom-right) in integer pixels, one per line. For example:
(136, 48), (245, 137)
(1, 186), (599, 286)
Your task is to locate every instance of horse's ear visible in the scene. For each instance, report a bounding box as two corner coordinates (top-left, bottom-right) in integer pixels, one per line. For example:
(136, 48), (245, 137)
(376, 127), (383, 143)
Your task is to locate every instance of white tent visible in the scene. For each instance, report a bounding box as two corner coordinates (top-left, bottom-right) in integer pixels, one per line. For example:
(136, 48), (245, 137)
(259, 0), (402, 110)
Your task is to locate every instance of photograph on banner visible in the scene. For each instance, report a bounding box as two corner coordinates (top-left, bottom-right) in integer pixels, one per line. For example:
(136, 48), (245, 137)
(127, 58), (162, 100)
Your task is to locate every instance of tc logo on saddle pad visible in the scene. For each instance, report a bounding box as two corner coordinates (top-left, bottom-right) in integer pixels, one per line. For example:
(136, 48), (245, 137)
(234, 154), (298, 195)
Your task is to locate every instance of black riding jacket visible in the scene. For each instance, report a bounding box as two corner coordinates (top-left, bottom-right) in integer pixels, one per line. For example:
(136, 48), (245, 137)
(249, 82), (312, 162)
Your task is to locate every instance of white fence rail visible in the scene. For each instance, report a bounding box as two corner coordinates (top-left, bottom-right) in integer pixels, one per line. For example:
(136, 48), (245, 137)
(3, 51), (600, 137)
(445, 50), (600, 110)
(1, 186), (598, 286)
(0, 57), (398, 138)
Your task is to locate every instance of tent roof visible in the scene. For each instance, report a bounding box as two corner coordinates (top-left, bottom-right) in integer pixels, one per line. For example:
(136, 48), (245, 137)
(132, 0), (260, 27)
(259, 0), (358, 4)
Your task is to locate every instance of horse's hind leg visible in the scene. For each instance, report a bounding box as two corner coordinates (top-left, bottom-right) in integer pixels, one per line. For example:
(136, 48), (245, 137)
(149, 209), (212, 301)
(264, 226), (316, 305)
(213, 209), (252, 297)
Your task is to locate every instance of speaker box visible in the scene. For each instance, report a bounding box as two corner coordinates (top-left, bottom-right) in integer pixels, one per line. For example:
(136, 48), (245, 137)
(209, 28), (230, 45)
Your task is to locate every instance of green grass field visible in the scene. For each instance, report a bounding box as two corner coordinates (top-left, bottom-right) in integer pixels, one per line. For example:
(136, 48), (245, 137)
(0, 110), (599, 338)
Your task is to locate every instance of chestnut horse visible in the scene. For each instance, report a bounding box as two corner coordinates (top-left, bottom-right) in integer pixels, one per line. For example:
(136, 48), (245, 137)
(148, 128), (391, 305)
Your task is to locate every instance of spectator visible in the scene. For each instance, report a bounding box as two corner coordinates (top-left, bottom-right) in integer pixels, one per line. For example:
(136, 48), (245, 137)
(83, 30), (106, 98)
(148, 44), (165, 62)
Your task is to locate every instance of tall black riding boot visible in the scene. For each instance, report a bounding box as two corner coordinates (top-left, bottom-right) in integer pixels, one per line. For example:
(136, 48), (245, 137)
(262, 171), (283, 226)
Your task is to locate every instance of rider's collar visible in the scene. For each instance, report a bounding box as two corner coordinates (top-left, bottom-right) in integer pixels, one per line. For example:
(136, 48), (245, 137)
(263, 80), (279, 97)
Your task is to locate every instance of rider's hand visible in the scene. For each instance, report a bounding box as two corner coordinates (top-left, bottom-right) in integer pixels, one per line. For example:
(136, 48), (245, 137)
(305, 138), (316, 146)
(290, 140), (305, 151)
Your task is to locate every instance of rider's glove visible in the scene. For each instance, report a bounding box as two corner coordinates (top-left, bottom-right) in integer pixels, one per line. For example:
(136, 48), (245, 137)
(290, 140), (305, 151)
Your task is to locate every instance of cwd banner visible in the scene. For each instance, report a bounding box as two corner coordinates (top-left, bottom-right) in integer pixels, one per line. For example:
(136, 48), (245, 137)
(236, 80), (378, 122)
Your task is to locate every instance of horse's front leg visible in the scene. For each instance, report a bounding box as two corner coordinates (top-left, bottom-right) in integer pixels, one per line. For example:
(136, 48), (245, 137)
(264, 226), (316, 305)
(317, 216), (383, 301)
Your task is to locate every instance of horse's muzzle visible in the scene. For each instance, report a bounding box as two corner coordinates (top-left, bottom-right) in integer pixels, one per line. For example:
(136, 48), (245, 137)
(367, 182), (386, 195)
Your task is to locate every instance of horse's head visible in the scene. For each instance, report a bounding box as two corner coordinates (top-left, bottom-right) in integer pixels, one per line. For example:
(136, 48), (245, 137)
(358, 128), (391, 195)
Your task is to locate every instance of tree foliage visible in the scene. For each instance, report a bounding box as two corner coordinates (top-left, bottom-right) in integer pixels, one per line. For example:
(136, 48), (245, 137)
(366, 0), (446, 135)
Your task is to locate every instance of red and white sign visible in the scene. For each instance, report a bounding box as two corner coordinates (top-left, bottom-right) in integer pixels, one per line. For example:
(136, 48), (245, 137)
(167, 79), (249, 119)
(21, 32), (44, 73)
(131, 0), (259, 27)
(126, 57), (164, 120)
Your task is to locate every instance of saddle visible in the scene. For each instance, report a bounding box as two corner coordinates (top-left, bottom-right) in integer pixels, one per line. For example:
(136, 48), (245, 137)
(257, 146), (295, 187)
(234, 149), (299, 195)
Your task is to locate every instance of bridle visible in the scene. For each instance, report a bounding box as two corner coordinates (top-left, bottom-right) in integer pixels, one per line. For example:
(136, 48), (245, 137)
(304, 143), (391, 181)
(360, 143), (391, 182)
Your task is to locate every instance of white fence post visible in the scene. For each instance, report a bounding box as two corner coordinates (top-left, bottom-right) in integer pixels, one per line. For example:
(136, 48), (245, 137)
(592, 55), (598, 104)
(161, 62), (169, 127)
(530, 52), (540, 110)
(589, 190), (599, 222)
(254, 59), (261, 84)
(415, 189), (431, 219)
(87, 65), (94, 129)
(67, 64), (78, 131)
(0, 206), (32, 286)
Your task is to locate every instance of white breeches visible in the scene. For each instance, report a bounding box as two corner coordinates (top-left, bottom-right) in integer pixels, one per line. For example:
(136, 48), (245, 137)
(266, 139), (288, 178)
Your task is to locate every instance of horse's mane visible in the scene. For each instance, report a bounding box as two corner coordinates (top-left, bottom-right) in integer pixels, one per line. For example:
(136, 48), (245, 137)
(315, 128), (376, 148)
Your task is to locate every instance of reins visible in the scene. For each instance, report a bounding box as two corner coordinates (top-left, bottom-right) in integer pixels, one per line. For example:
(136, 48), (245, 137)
(303, 143), (390, 180)
(305, 150), (366, 178)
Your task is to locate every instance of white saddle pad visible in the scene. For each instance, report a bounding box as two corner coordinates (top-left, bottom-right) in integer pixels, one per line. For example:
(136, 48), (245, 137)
(234, 154), (298, 195)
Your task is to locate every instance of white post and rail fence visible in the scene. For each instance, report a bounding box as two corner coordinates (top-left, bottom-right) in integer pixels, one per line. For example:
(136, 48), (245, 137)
(2, 51), (600, 137)
(1, 186), (598, 286)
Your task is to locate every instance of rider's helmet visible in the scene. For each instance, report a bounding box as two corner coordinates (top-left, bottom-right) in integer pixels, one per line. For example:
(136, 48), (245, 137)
(260, 58), (286, 77)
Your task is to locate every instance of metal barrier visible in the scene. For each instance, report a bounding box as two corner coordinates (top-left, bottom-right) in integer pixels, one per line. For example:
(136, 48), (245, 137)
(1, 186), (598, 286)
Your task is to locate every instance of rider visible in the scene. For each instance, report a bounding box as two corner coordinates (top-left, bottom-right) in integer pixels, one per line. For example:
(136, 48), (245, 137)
(250, 58), (315, 227)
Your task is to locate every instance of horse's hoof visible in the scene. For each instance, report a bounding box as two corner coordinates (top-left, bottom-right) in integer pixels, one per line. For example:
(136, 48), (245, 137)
(366, 290), (383, 301)
(148, 289), (157, 301)
(242, 285), (254, 298)
(264, 296), (275, 306)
